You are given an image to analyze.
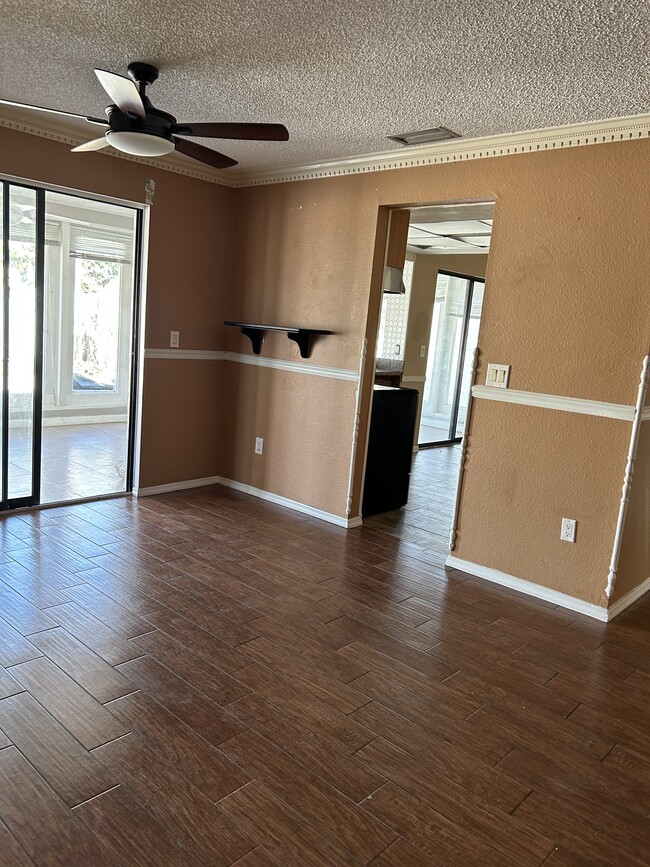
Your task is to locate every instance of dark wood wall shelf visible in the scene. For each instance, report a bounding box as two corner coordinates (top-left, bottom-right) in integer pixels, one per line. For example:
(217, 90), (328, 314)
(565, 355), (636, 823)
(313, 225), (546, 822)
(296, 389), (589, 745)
(224, 321), (332, 358)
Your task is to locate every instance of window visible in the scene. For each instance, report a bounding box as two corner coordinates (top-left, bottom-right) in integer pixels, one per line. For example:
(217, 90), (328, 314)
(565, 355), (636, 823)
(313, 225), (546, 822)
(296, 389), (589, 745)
(43, 195), (136, 414)
(376, 258), (414, 361)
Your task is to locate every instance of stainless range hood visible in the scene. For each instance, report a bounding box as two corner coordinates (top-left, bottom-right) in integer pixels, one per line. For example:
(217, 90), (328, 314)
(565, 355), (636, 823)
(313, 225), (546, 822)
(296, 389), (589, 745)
(382, 266), (406, 294)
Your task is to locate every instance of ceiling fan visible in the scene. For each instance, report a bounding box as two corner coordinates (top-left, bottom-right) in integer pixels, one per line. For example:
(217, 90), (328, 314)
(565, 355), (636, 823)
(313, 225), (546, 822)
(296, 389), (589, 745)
(0, 62), (289, 169)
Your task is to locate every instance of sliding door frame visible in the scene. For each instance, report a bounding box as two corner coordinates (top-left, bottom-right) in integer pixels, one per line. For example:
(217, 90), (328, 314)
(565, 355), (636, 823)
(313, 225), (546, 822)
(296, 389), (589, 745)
(0, 171), (148, 511)
(1, 180), (45, 511)
(419, 269), (482, 449)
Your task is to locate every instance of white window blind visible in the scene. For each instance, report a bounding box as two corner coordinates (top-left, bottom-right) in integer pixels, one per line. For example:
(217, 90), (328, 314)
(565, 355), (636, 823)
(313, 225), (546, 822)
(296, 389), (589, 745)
(69, 225), (134, 264)
(8, 218), (60, 245)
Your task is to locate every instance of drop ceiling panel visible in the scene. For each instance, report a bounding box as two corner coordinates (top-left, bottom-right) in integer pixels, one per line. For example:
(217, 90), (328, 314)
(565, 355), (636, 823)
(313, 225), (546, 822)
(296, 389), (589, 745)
(410, 220), (492, 235)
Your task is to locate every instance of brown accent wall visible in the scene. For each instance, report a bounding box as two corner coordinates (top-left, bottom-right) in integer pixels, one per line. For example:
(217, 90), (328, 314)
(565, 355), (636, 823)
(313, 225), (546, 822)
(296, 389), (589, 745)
(0, 126), (234, 488)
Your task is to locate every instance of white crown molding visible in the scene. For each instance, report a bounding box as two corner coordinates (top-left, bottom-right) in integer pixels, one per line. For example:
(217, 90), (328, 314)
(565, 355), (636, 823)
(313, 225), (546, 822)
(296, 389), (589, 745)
(234, 113), (650, 187)
(472, 385), (635, 421)
(144, 347), (358, 381)
(446, 555), (608, 621)
(3, 108), (650, 190)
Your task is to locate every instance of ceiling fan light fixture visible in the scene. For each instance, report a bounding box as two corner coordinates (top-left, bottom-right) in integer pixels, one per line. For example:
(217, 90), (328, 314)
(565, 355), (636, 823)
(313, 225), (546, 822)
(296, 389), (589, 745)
(106, 130), (175, 157)
(387, 126), (461, 146)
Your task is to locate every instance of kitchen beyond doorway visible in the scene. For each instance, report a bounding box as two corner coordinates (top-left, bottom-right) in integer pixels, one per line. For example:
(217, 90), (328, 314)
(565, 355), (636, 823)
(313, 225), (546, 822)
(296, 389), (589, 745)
(365, 200), (493, 550)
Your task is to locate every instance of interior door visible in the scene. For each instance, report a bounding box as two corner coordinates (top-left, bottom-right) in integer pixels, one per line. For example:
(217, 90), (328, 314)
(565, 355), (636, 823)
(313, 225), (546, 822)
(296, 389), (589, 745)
(1, 181), (44, 510)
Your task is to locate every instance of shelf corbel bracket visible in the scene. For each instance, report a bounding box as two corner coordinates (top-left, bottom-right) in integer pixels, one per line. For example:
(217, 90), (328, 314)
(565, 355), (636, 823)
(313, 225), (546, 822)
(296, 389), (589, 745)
(287, 329), (313, 359)
(240, 326), (264, 355)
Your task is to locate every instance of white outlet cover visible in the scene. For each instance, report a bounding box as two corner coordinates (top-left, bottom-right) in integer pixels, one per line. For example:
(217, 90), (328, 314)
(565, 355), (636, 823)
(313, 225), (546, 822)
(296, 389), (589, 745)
(255, 437), (264, 455)
(486, 363), (510, 388)
(170, 330), (180, 348)
(561, 517), (577, 543)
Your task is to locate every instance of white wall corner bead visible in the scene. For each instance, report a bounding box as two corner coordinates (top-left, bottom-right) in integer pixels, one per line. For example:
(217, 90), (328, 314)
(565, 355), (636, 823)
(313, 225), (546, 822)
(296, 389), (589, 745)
(605, 355), (650, 599)
(144, 178), (156, 205)
(346, 337), (368, 516)
(449, 346), (479, 551)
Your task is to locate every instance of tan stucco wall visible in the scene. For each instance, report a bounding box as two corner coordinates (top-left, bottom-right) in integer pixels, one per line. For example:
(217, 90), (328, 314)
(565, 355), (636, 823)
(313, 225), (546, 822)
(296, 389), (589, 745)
(2, 124), (649, 610)
(229, 140), (650, 608)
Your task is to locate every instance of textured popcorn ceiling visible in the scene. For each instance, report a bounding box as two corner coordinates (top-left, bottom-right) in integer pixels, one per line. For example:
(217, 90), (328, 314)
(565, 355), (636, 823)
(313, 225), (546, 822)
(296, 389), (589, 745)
(1, 0), (648, 173)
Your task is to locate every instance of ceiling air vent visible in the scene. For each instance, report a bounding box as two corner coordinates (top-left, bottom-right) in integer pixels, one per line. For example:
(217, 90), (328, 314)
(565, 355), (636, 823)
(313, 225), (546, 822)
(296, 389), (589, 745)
(387, 126), (461, 146)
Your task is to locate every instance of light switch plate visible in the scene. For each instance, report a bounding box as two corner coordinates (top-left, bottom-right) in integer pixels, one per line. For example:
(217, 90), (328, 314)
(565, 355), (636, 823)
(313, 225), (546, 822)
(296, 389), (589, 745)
(255, 437), (264, 455)
(486, 363), (510, 388)
(170, 330), (180, 348)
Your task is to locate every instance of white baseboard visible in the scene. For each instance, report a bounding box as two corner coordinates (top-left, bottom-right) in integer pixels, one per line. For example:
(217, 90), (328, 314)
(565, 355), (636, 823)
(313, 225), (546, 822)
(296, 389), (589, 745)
(608, 575), (650, 620)
(217, 477), (356, 527)
(136, 476), (221, 496)
(136, 474), (358, 528)
(445, 555), (609, 621)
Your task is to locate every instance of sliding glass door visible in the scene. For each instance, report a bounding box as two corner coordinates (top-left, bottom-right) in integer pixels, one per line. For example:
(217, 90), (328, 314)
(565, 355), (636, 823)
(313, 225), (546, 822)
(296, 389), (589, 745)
(418, 271), (484, 447)
(1, 181), (44, 510)
(1, 178), (142, 512)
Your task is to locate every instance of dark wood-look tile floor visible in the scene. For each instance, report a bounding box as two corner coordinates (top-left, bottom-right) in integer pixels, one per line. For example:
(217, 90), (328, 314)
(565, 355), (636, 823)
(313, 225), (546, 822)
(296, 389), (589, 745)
(0, 481), (649, 865)
(364, 445), (461, 553)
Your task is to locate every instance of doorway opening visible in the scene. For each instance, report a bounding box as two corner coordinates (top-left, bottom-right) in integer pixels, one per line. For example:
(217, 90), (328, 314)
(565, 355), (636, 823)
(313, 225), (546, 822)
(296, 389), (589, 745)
(1, 179), (143, 512)
(362, 200), (493, 555)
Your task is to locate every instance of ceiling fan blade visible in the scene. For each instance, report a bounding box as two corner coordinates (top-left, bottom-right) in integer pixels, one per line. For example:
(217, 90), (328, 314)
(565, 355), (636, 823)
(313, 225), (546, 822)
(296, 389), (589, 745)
(173, 137), (238, 169)
(0, 97), (107, 125)
(71, 137), (110, 152)
(172, 122), (289, 141)
(94, 69), (146, 119)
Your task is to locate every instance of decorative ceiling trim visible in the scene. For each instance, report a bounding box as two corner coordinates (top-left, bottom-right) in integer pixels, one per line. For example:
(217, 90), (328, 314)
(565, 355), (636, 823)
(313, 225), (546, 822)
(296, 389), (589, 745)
(2, 109), (650, 190)
(238, 113), (650, 188)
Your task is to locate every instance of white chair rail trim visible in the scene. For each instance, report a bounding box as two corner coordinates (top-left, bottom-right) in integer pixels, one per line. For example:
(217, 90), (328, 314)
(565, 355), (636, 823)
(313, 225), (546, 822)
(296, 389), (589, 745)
(144, 348), (358, 381)
(472, 385), (638, 421)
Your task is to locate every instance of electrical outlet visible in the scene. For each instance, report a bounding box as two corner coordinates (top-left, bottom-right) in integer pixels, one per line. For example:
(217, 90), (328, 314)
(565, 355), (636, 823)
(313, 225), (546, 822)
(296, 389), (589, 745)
(170, 331), (180, 348)
(255, 437), (264, 455)
(561, 518), (577, 543)
(420, 345), (426, 357)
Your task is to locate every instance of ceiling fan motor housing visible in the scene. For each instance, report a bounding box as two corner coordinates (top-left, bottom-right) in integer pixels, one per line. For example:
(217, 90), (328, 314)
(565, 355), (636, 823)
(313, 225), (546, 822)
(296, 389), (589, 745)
(106, 103), (175, 145)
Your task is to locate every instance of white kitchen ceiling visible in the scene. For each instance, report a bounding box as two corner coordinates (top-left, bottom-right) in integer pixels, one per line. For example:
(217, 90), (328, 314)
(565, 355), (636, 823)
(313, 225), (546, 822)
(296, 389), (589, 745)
(408, 203), (493, 254)
(1, 0), (648, 174)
